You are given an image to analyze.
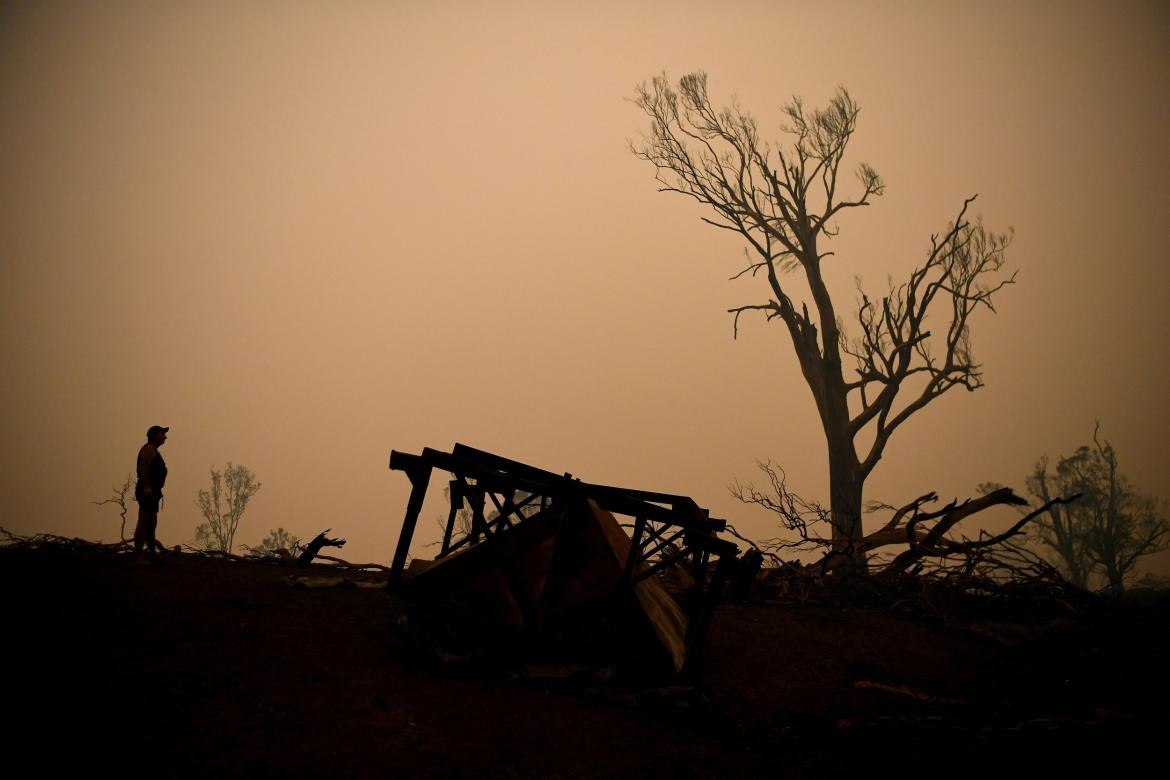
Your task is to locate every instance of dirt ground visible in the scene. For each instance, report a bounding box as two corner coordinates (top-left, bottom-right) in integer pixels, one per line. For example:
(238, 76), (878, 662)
(3, 544), (1167, 778)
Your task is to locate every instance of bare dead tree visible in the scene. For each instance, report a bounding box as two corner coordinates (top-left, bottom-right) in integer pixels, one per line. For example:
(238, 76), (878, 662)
(92, 473), (134, 541)
(633, 73), (1015, 570)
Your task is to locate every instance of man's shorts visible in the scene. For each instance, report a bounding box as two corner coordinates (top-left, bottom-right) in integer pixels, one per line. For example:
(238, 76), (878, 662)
(136, 485), (162, 513)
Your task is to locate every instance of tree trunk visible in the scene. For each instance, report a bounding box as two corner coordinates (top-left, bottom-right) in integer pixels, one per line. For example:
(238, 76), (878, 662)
(1101, 558), (1124, 594)
(797, 251), (868, 575)
(827, 433), (866, 574)
(798, 329), (867, 575)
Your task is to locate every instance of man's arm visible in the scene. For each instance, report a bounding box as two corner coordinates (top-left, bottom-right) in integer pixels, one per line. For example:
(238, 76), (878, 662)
(137, 444), (157, 494)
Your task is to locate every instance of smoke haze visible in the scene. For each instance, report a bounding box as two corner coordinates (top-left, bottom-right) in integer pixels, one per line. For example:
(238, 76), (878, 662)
(2, 1), (1168, 574)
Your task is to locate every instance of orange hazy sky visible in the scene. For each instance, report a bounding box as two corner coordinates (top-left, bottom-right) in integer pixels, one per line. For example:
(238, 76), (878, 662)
(2, 1), (1168, 573)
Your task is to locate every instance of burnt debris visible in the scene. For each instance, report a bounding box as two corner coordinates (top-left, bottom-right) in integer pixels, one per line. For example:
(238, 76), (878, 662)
(387, 444), (741, 678)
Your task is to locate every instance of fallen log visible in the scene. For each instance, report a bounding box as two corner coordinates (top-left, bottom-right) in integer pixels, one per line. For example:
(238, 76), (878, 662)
(296, 529), (347, 567)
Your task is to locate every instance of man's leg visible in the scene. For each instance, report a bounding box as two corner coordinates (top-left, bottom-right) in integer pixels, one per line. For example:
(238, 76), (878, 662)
(133, 506), (148, 559)
(144, 512), (160, 559)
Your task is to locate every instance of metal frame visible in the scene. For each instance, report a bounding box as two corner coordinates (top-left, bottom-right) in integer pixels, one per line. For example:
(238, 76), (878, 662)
(387, 444), (740, 674)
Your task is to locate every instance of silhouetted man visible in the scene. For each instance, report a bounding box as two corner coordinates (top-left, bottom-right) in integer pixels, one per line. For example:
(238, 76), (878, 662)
(134, 425), (169, 564)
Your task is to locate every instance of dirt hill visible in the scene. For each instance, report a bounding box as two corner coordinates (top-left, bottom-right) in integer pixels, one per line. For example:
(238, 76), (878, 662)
(3, 544), (1166, 778)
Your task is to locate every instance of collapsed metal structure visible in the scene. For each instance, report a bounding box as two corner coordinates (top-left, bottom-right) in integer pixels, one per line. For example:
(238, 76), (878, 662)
(387, 443), (740, 675)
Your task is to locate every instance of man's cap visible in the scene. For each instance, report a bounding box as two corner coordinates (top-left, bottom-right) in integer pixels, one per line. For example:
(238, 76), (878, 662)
(146, 425), (170, 438)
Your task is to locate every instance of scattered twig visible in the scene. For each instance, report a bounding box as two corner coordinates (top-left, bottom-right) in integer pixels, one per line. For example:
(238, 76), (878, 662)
(312, 554), (390, 572)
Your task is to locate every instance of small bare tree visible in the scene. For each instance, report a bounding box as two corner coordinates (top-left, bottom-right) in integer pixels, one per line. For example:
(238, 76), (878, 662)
(633, 73), (1015, 570)
(195, 463), (260, 553)
(93, 473), (134, 541)
(249, 527), (302, 558)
